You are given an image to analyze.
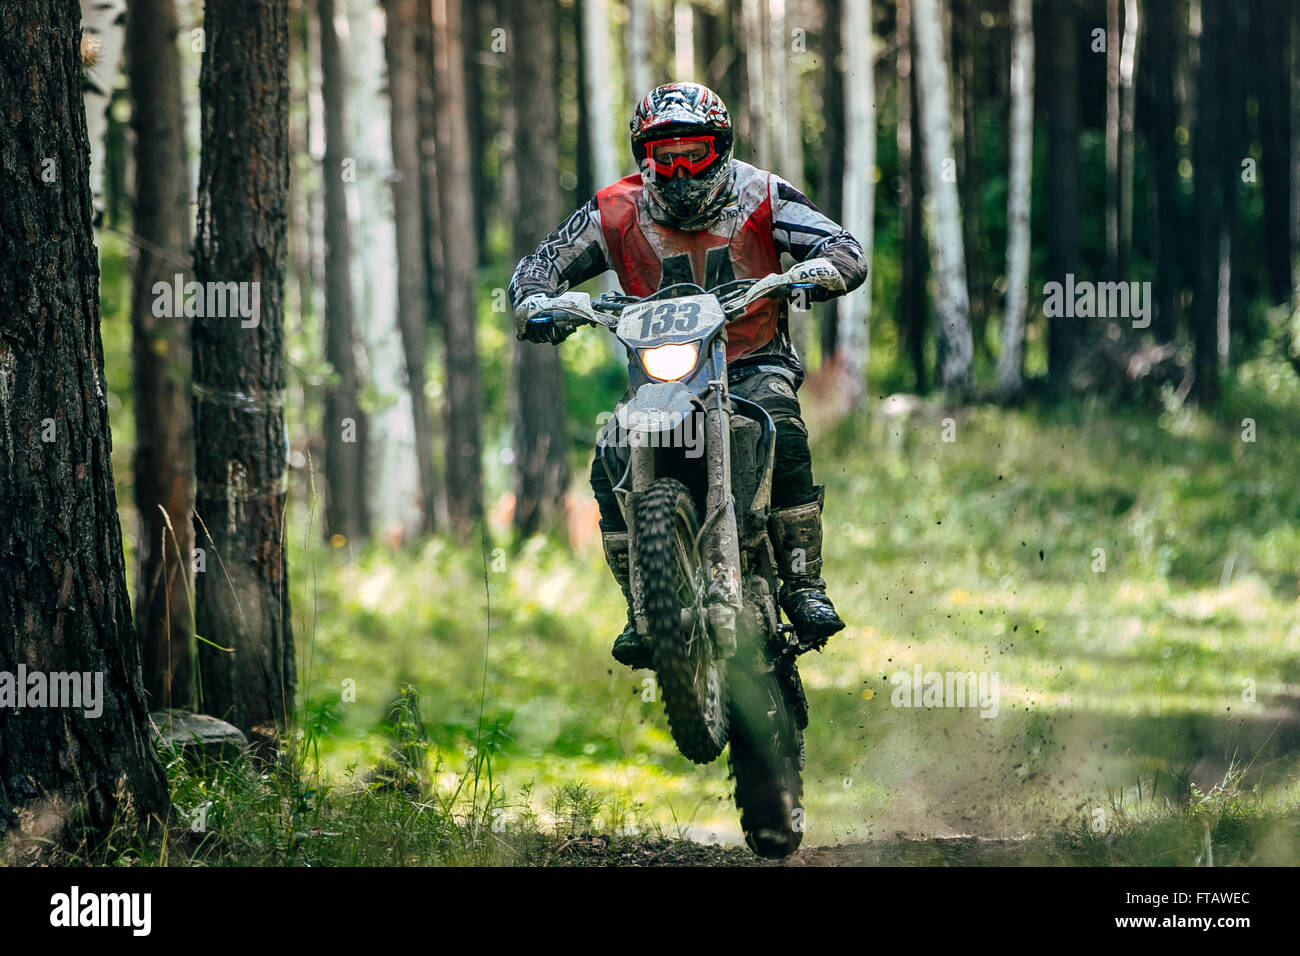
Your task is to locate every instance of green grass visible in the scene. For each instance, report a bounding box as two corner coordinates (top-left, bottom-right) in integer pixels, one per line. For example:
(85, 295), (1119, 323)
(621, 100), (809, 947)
(202, 360), (1297, 863)
(95, 220), (1300, 861)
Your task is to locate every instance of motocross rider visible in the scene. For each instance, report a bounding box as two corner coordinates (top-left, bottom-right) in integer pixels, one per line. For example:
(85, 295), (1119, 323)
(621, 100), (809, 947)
(508, 82), (867, 670)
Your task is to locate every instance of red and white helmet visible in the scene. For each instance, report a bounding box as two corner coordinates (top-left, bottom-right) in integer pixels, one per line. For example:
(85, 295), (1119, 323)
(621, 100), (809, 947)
(630, 83), (735, 229)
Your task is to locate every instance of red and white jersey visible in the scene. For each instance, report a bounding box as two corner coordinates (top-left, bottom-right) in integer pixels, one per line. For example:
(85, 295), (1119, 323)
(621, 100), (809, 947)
(509, 160), (867, 370)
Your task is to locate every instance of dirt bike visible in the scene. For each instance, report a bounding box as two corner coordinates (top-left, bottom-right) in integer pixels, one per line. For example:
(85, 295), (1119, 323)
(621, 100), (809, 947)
(518, 258), (846, 857)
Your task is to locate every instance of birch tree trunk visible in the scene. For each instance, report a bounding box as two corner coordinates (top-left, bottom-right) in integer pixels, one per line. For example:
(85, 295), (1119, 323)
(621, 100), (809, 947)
(834, 0), (874, 408)
(192, 0), (294, 740)
(675, 0), (695, 79)
(0, 0), (170, 851)
(127, 0), (196, 708)
(1119, 0), (1140, 276)
(583, 0), (619, 188)
(627, 0), (654, 102)
(343, 0), (421, 543)
(995, 0), (1033, 397)
(80, 0), (128, 225)
(911, 0), (973, 391)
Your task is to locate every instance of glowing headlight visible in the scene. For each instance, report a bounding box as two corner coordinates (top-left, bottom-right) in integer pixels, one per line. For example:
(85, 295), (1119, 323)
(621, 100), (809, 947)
(640, 342), (699, 381)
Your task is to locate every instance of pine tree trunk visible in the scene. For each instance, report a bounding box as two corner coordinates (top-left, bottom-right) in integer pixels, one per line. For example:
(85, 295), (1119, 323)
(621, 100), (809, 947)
(0, 0), (169, 851)
(834, 0), (874, 407)
(819, 0), (845, 360)
(434, 0), (485, 540)
(510, 0), (572, 539)
(1145, 0), (1179, 341)
(1291, 0), (1300, 315)
(897, 0), (927, 392)
(319, 0), (369, 547)
(912, 0), (973, 392)
(1106, 0), (1121, 272)
(127, 0), (196, 709)
(1191, 0), (1222, 404)
(954, 0), (985, 358)
(192, 0), (294, 739)
(1046, 0), (1080, 391)
(382, 0), (437, 534)
(1251, 0), (1291, 306)
(996, 0), (1033, 397)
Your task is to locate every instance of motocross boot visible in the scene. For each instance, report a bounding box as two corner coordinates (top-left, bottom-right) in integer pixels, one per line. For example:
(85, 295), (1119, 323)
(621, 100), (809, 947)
(769, 486), (846, 650)
(603, 532), (653, 669)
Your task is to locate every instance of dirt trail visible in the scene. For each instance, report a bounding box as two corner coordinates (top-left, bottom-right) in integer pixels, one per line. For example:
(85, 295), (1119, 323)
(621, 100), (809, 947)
(545, 833), (1065, 866)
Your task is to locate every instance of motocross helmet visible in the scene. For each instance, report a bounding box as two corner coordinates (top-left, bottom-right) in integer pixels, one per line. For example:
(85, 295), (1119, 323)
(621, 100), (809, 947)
(630, 82), (735, 230)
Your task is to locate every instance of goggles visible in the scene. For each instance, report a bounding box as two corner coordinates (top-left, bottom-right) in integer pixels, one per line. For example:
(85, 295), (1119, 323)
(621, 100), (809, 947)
(642, 134), (719, 178)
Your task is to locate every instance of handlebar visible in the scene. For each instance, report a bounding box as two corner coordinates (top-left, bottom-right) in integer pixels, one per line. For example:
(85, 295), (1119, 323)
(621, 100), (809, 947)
(516, 257), (846, 333)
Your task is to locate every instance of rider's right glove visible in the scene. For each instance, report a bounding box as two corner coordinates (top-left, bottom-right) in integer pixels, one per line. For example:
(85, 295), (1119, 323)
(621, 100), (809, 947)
(519, 314), (574, 345)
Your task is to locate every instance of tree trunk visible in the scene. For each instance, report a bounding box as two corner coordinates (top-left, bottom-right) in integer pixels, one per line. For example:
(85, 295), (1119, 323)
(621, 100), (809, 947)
(912, 0), (973, 392)
(192, 0), (294, 739)
(996, 0), (1033, 397)
(1118, 0), (1140, 277)
(1191, 0), (1221, 404)
(510, 0), (571, 539)
(1145, 0), (1179, 341)
(627, 0), (654, 104)
(1106, 0), (1120, 272)
(1251, 0), (1291, 306)
(583, 0), (619, 188)
(319, 0), (369, 547)
(434, 0), (484, 540)
(834, 0), (874, 408)
(1292, 0), (1300, 315)
(1217, 0), (1241, 367)
(897, 0), (927, 391)
(1046, 0), (1080, 391)
(342, 0), (421, 544)
(675, 0), (695, 79)
(954, 0), (985, 358)
(81, 0), (128, 225)
(0, 0), (169, 851)
(741, 0), (772, 168)
(382, 0), (437, 535)
(819, 0), (845, 359)
(127, 0), (196, 709)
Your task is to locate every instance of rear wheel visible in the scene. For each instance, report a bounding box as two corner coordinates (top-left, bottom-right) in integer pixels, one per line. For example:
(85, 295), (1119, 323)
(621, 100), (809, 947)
(728, 662), (805, 858)
(636, 477), (728, 764)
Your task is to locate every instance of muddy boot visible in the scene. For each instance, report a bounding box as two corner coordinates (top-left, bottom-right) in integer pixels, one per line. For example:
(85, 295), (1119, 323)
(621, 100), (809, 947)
(768, 487), (845, 650)
(603, 532), (653, 669)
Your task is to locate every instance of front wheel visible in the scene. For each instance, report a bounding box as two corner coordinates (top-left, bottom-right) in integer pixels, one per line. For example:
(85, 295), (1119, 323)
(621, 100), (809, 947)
(728, 662), (805, 858)
(636, 477), (729, 764)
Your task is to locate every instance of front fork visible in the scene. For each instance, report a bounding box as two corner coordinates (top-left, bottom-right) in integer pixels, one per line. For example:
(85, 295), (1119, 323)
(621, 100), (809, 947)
(620, 340), (743, 658)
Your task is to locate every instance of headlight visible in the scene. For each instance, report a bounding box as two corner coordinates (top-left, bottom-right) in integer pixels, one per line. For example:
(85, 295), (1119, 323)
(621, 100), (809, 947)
(640, 342), (700, 381)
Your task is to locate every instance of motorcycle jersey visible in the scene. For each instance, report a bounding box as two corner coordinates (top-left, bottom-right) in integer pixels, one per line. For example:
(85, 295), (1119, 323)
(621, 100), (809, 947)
(508, 160), (868, 374)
